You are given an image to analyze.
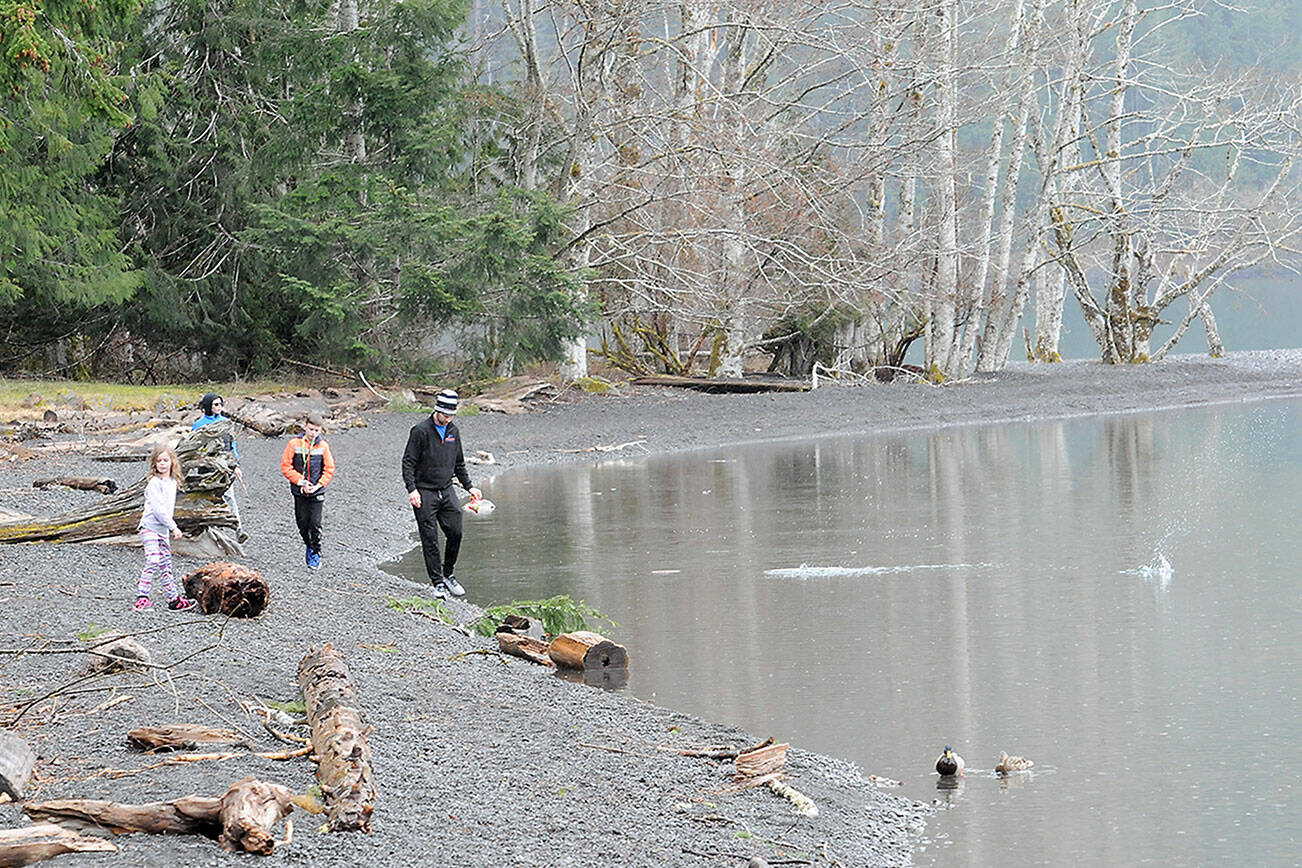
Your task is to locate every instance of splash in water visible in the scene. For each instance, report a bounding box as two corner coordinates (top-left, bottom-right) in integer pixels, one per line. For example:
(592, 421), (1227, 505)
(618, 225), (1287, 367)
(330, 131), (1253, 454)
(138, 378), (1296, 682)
(1125, 552), (1173, 588)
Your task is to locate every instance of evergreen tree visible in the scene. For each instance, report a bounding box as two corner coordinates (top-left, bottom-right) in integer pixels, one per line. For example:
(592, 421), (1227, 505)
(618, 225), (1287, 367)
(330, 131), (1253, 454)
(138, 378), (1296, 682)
(104, 0), (591, 377)
(0, 0), (140, 370)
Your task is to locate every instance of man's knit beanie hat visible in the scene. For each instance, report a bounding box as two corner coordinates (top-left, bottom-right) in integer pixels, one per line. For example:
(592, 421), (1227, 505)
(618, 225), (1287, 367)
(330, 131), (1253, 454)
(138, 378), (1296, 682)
(199, 393), (222, 415)
(435, 389), (459, 415)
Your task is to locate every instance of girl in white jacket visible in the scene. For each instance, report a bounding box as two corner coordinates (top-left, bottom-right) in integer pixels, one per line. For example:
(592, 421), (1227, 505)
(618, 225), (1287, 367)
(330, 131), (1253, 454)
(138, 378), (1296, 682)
(135, 445), (197, 612)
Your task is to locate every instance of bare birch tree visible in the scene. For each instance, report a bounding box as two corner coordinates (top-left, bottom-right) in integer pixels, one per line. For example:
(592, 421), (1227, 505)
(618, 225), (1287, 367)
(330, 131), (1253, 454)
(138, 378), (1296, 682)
(480, 0), (1301, 379)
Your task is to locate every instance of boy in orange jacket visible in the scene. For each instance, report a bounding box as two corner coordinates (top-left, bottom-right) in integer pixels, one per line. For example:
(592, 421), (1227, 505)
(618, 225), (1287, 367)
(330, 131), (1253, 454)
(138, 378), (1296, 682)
(281, 412), (335, 569)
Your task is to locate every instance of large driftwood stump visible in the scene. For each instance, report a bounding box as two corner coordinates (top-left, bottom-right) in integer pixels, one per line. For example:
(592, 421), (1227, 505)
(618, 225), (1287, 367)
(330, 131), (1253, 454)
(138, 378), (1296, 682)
(548, 631), (628, 672)
(0, 733), (36, 801)
(0, 823), (116, 867)
(297, 645), (375, 832)
(22, 777), (292, 855)
(182, 562), (269, 617)
(128, 724), (247, 753)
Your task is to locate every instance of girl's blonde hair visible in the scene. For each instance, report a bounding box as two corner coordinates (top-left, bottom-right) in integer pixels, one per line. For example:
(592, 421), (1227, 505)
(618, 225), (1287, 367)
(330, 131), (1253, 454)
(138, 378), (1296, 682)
(148, 444), (185, 488)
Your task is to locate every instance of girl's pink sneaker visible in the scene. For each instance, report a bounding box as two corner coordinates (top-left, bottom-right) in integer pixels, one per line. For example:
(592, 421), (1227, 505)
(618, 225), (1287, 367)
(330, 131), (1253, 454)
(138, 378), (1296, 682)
(167, 596), (198, 611)
(132, 596), (152, 612)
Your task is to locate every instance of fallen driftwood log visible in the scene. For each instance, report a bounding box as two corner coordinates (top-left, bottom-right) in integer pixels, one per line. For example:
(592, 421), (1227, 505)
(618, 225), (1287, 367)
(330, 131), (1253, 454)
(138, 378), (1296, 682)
(297, 645), (375, 832)
(182, 563), (269, 617)
(31, 476), (117, 494)
(496, 633), (554, 666)
(417, 379), (557, 415)
(0, 823), (116, 866)
(731, 738), (818, 818)
(0, 733), (36, 801)
(128, 724), (248, 753)
(23, 776), (294, 855)
(547, 631), (628, 672)
(226, 402), (294, 437)
(735, 738), (790, 780)
(0, 423), (238, 546)
(630, 374), (809, 394)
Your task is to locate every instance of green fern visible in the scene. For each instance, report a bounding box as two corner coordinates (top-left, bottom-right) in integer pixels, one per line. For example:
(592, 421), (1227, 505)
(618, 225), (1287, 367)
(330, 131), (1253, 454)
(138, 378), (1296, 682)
(468, 595), (615, 638)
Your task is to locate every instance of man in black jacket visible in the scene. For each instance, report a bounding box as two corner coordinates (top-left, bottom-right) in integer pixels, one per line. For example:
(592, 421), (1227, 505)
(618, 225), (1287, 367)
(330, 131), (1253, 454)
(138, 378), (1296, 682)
(401, 389), (482, 598)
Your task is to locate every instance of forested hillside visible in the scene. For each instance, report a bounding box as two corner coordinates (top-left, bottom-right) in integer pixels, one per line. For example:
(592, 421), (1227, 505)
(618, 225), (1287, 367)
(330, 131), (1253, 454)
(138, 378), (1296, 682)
(2, 0), (1299, 382)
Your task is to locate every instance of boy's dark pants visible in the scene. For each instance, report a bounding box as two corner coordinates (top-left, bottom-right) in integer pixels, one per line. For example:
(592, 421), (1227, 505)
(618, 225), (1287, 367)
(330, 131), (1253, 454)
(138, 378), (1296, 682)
(412, 486), (462, 583)
(293, 496), (324, 552)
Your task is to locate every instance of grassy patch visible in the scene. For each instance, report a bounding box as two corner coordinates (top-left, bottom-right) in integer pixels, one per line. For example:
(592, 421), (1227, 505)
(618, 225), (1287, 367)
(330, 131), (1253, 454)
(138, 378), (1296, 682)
(386, 595), (455, 624)
(0, 378), (301, 414)
(76, 623), (112, 641)
(264, 697), (307, 715)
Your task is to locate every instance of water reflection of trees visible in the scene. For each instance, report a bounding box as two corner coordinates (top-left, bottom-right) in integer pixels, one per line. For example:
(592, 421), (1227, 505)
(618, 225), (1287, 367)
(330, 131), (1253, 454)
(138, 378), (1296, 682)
(458, 402), (1291, 867)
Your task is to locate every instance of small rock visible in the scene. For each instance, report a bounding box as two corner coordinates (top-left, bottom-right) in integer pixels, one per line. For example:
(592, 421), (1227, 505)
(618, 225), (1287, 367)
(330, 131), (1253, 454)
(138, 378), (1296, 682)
(153, 394), (189, 414)
(42, 409), (58, 423)
(57, 390), (87, 410)
(87, 636), (152, 674)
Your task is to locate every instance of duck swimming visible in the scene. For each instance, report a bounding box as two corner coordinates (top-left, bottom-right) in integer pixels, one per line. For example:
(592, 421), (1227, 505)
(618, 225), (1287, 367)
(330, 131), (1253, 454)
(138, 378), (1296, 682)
(995, 751), (1034, 773)
(935, 745), (965, 776)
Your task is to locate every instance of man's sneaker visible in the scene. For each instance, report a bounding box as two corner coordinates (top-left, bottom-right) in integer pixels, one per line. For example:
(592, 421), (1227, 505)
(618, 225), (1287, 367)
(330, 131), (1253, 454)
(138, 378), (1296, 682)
(431, 581), (450, 600)
(167, 596), (198, 611)
(132, 596), (152, 613)
(307, 548), (321, 569)
(443, 575), (465, 597)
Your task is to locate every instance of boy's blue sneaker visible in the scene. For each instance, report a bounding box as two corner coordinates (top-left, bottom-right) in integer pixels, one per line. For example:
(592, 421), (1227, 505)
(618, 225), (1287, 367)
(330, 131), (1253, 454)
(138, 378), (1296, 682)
(306, 547), (321, 569)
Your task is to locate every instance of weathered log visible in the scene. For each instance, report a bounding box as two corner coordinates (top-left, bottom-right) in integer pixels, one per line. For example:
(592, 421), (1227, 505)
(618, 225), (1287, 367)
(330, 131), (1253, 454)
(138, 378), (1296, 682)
(182, 563), (269, 617)
(0, 733), (36, 801)
(735, 738), (789, 780)
(25, 794), (223, 836)
(226, 402), (293, 437)
(547, 631), (628, 671)
(31, 477), (118, 495)
(22, 777), (293, 854)
(297, 645), (375, 832)
(0, 423), (239, 545)
(0, 823), (116, 867)
(128, 724), (247, 753)
(496, 633), (554, 666)
(630, 374), (809, 393)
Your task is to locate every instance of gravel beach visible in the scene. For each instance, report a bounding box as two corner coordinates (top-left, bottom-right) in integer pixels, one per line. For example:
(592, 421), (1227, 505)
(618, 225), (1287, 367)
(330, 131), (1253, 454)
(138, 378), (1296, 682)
(2, 350), (1300, 867)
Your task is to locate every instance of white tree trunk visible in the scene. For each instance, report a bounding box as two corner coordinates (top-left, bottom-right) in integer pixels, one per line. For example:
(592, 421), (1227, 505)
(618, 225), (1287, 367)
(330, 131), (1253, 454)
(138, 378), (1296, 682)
(927, 0), (960, 379)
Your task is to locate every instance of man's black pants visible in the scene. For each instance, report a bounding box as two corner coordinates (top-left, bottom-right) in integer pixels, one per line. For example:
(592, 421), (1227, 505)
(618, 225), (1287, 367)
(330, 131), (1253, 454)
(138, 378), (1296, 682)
(412, 486), (462, 583)
(293, 496), (323, 552)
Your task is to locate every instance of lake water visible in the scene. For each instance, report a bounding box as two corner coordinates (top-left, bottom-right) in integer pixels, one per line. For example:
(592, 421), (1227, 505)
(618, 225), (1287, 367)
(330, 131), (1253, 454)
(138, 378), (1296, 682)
(388, 399), (1301, 866)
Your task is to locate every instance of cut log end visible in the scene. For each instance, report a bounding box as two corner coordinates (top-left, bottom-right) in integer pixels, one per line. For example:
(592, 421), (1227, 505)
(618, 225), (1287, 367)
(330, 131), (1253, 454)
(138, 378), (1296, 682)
(547, 631), (628, 671)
